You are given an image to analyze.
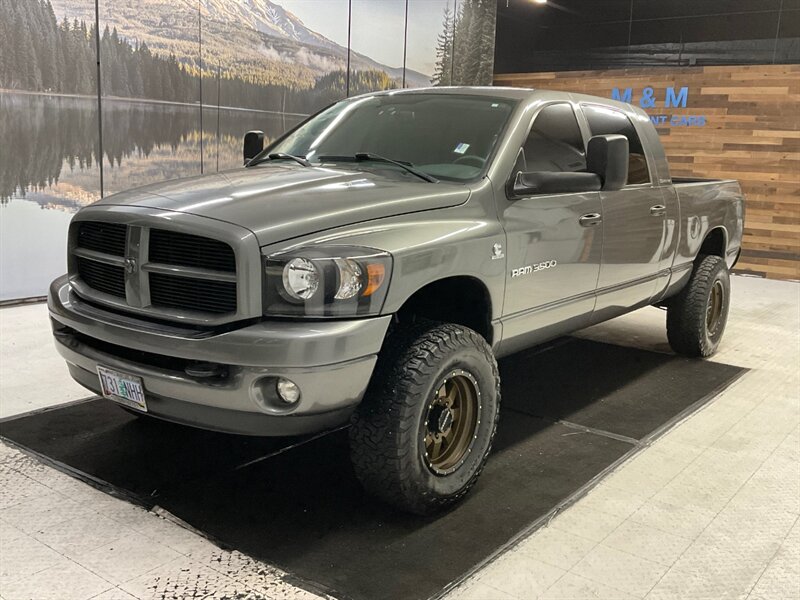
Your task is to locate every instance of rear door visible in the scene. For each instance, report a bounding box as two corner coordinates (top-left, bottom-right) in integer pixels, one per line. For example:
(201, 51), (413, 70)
(579, 103), (668, 320)
(498, 102), (604, 355)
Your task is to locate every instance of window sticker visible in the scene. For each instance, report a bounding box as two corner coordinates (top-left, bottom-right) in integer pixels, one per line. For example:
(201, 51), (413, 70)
(454, 142), (470, 154)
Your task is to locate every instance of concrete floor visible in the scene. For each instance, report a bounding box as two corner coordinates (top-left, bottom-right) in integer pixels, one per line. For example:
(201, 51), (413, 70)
(1, 275), (798, 600)
(0, 302), (87, 419)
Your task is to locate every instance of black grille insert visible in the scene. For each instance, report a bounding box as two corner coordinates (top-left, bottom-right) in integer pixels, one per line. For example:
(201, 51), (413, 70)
(149, 229), (236, 273)
(149, 273), (236, 314)
(76, 221), (127, 256)
(76, 257), (126, 298)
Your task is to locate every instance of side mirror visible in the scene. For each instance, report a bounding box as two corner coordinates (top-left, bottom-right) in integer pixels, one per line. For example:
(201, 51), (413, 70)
(511, 171), (602, 197)
(587, 134), (628, 191)
(243, 130), (265, 165)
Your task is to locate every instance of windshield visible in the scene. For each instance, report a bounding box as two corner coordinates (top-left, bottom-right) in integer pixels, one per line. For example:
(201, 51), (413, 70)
(264, 93), (517, 182)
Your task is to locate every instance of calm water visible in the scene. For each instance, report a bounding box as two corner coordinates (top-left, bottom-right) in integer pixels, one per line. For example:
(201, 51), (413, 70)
(0, 92), (301, 301)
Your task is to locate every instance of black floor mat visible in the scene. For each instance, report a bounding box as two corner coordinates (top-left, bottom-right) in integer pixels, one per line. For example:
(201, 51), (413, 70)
(0, 338), (745, 600)
(501, 339), (745, 440)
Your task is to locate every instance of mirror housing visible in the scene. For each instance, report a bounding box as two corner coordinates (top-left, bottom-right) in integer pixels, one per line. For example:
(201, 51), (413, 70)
(511, 171), (602, 197)
(243, 130), (265, 165)
(587, 134), (628, 191)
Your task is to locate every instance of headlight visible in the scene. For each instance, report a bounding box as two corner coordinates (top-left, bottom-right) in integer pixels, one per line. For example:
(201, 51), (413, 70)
(264, 246), (392, 317)
(282, 258), (320, 300)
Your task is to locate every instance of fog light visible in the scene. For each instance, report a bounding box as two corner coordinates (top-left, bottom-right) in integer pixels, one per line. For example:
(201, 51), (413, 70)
(276, 378), (301, 404)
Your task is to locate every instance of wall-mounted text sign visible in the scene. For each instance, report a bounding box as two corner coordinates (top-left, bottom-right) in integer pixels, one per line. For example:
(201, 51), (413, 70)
(611, 86), (707, 127)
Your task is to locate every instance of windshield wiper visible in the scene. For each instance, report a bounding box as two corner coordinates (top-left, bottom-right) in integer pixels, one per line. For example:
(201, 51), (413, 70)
(317, 152), (438, 183)
(249, 152), (311, 168)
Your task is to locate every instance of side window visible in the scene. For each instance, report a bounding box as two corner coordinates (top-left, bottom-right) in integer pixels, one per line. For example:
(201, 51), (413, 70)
(520, 103), (586, 174)
(581, 104), (651, 185)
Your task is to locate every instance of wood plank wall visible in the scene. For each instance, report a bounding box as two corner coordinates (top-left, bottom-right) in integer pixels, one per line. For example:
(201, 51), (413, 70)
(494, 65), (800, 281)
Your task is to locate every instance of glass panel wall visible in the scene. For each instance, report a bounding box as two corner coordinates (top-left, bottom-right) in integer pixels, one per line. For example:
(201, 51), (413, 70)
(1, 0), (497, 301)
(99, 0), (202, 196)
(0, 0), (100, 300)
(349, 0), (406, 93)
(406, 0), (452, 87)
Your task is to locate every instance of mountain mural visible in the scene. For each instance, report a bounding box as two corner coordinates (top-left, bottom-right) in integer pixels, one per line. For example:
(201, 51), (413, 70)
(0, 0), (497, 301)
(48, 0), (431, 89)
(200, 0), (341, 50)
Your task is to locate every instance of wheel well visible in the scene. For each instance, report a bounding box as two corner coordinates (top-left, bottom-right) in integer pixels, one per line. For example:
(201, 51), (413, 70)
(396, 277), (493, 343)
(699, 228), (726, 259)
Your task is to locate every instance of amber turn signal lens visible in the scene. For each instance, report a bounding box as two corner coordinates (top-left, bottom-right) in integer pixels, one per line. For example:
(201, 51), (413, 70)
(362, 263), (386, 297)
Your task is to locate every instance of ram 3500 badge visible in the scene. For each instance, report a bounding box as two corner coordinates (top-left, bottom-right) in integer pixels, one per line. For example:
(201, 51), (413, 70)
(511, 260), (557, 277)
(50, 88), (744, 514)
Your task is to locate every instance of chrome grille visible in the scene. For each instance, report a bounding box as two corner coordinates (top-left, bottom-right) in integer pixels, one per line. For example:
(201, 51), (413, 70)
(149, 273), (237, 314)
(75, 257), (126, 298)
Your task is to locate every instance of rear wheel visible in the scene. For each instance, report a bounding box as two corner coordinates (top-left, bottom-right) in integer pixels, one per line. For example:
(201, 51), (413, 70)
(666, 255), (730, 358)
(349, 322), (500, 515)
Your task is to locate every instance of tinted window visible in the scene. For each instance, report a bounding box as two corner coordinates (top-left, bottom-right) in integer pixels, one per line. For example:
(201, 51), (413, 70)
(581, 104), (650, 184)
(267, 94), (517, 182)
(521, 103), (586, 173)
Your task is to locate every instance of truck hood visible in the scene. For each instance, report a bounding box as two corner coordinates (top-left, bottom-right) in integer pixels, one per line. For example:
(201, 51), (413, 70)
(95, 164), (470, 246)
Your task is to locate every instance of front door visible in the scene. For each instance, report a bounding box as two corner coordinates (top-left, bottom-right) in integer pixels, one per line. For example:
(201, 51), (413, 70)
(580, 103), (667, 319)
(499, 102), (604, 355)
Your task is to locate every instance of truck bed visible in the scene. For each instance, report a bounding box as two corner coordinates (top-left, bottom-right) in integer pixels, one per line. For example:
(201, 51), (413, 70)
(671, 176), (745, 271)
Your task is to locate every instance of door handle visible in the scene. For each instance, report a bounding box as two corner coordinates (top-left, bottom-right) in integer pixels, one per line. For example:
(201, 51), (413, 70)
(579, 213), (602, 227)
(650, 204), (666, 216)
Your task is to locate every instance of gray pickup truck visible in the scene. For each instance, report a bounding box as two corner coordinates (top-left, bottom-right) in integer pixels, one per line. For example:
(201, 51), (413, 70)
(49, 87), (744, 513)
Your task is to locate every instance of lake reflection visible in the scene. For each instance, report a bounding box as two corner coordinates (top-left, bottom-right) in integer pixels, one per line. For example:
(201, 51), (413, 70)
(0, 92), (301, 301)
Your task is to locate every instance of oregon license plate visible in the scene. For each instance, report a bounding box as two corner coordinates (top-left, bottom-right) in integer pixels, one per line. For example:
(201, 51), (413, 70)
(97, 366), (147, 412)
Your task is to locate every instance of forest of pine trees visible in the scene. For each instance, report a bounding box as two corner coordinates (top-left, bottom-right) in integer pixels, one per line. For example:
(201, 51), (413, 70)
(0, 0), (198, 101)
(432, 0), (496, 87)
(0, 0), (403, 114)
(0, 0), (497, 203)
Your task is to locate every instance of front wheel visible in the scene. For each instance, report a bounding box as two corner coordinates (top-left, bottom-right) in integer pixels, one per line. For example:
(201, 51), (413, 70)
(666, 255), (731, 358)
(349, 323), (500, 515)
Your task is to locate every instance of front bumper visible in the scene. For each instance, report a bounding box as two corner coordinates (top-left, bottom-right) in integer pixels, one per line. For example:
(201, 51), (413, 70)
(48, 276), (392, 436)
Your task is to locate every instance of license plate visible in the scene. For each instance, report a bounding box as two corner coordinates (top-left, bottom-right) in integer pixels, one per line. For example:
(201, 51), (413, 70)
(97, 366), (147, 412)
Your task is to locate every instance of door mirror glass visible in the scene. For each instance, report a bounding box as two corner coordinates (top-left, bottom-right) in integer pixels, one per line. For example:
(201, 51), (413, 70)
(512, 171), (602, 196)
(587, 134), (629, 191)
(243, 130), (265, 165)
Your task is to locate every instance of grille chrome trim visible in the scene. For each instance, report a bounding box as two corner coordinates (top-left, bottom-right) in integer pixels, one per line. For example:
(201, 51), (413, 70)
(68, 211), (260, 326)
(142, 263), (238, 282)
(126, 225), (146, 308)
(72, 247), (127, 267)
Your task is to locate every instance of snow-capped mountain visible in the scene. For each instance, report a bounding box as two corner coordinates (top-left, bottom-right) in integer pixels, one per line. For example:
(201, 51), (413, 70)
(198, 0), (429, 84)
(54, 0), (431, 87)
(200, 0), (339, 51)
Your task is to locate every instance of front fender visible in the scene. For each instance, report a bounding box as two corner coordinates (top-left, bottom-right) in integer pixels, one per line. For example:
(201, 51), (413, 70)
(260, 207), (507, 323)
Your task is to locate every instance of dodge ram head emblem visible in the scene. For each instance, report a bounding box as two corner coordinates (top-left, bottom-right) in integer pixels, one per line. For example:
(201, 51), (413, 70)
(124, 258), (137, 274)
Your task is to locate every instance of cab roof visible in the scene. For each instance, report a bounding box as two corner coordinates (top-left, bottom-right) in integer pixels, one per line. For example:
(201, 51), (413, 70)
(352, 86), (633, 113)
(354, 86), (537, 101)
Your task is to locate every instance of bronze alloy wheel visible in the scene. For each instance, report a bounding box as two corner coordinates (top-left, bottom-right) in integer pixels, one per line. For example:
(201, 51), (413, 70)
(423, 369), (481, 476)
(350, 322), (500, 513)
(706, 279), (725, 335)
